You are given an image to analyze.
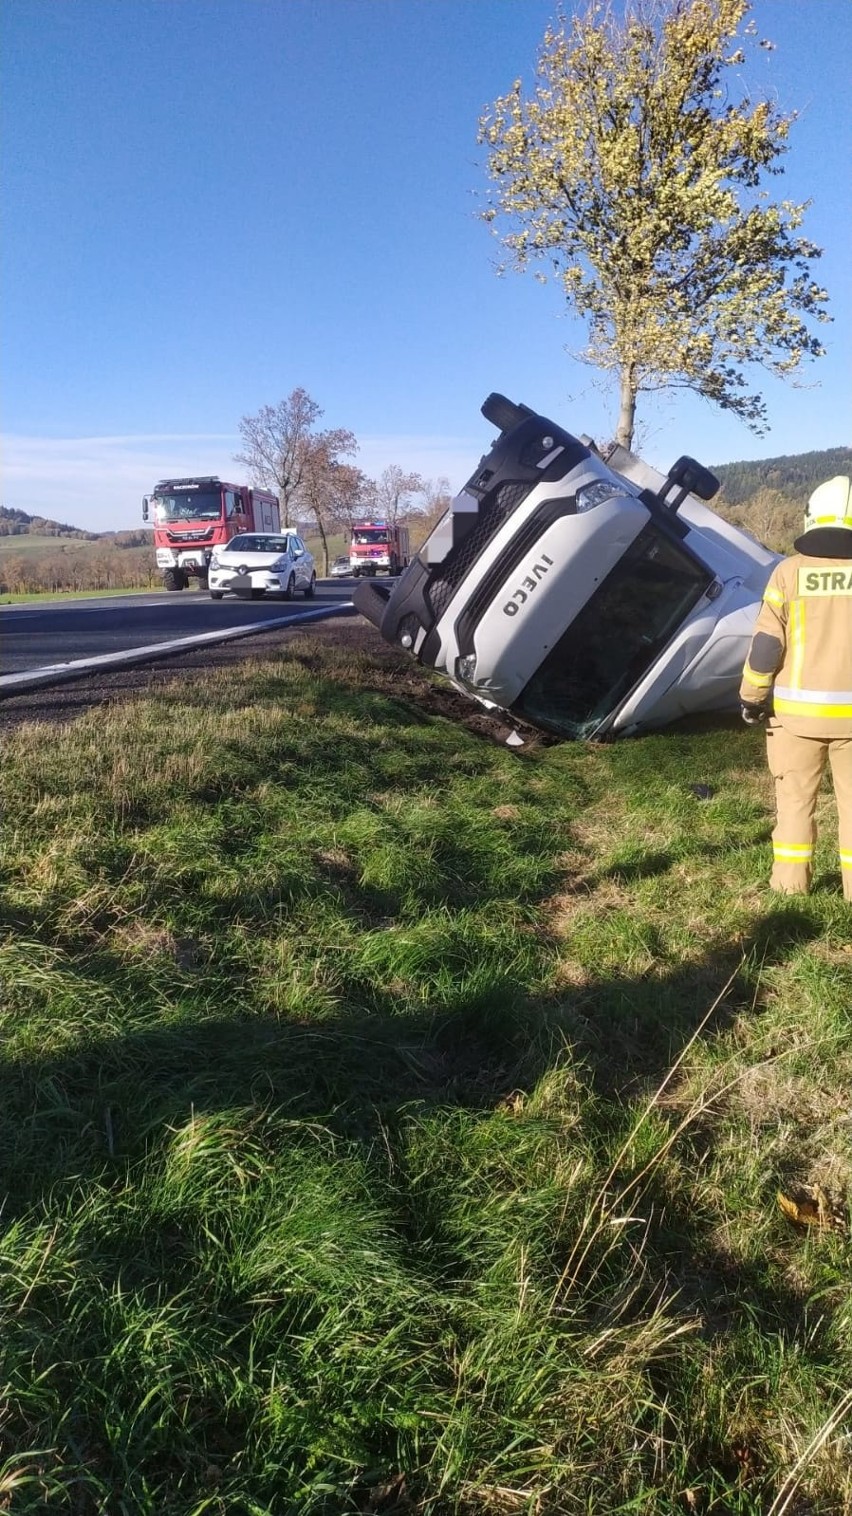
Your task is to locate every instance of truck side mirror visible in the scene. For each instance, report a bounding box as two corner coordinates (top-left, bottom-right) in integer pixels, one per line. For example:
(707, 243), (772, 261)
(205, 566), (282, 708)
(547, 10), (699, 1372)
(667, 457), (719, 503)
(142, 496), (150, 522)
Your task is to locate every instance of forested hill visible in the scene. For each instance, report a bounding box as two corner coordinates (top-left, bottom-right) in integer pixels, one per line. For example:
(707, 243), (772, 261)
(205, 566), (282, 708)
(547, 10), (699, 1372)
(0, 506), (151, 547)
(711, 446), (852, 509)
(707, 445), (851, 553)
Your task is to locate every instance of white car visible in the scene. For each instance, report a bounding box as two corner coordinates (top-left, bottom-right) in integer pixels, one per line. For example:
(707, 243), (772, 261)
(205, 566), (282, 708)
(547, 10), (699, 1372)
(329, 555), (352, 579)
(208, 533), (316, 601)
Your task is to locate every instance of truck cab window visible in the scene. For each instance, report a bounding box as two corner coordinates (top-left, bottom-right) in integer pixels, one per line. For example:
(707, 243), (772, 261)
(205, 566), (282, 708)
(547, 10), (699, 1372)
(515, 524), (712, 739)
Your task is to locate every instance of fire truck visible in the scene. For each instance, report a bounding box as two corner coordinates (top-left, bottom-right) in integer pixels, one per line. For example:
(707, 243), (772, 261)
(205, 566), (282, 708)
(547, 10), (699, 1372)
(349, 521), (410, 578)
(142, 477), (280, 590)
(354, 393), (779, 741)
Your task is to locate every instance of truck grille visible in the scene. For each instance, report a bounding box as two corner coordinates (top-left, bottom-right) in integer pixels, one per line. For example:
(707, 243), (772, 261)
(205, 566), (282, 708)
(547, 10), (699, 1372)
(427, 480), (530, 621)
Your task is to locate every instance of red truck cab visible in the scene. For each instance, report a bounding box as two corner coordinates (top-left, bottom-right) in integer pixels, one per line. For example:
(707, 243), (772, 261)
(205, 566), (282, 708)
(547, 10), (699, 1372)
(142, 477), (280, 590)
(349, 521), (410, 578)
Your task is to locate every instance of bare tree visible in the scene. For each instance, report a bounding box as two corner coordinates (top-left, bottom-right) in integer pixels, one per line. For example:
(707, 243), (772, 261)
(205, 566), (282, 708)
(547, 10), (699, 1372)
(371, 465), (425, 527)
(300, 430), (359, 575)
(234, 389), (322, 527)
(319, 465), (372, 542)
(2, 555), (27, 595)
(420, 476), (453, 533)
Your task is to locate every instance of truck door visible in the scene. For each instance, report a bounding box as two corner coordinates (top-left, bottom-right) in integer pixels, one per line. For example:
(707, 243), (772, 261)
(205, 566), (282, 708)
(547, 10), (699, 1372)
(224, 490), (244, 539)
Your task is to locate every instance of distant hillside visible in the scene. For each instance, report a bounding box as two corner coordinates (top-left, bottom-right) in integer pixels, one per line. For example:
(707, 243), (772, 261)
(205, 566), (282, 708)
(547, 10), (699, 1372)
(711, 447), (852, 508)
(0, 506), (152, 548)
(709, 445), (851, 554)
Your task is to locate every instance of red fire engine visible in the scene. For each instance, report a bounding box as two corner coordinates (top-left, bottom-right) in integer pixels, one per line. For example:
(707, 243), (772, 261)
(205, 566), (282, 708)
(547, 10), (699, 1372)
(142, 477), (280, 590)
(349, 521), (410, 578)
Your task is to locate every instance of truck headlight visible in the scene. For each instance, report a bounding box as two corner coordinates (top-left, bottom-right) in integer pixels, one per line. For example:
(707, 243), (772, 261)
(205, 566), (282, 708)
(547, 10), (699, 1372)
(455, 654), (477, 687)
(575, 480), (621, 512)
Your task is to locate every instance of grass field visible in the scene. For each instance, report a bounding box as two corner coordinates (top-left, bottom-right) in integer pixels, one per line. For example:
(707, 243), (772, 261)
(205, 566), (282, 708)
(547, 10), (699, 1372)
(0, 536), (108, 555)
(1, 626), (850, 1514)
(0, 587), (158, 604)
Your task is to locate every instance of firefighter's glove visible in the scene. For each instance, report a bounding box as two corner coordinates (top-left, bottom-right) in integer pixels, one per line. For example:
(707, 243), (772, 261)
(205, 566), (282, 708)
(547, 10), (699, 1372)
(741, 702), (768, 726)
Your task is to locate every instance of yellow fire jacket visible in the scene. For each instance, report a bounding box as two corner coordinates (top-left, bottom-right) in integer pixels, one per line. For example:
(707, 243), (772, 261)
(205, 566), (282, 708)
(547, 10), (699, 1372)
(740, 554), (852, 737)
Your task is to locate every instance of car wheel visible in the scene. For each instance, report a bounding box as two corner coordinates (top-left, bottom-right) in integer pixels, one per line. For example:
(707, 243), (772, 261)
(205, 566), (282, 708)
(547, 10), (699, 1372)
(284, 572), (296, 601)
(209, 590), (225, 600)
(303, 572), (316, 599)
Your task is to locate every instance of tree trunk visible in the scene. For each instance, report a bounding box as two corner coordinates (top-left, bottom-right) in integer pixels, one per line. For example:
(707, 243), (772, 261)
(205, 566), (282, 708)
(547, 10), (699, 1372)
(616, 365), (637, 450)
(315, 516), (330, 576)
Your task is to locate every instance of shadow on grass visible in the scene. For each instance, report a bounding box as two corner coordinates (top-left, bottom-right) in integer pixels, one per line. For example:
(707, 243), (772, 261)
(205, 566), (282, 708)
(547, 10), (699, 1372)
(0, 901), (821, 1210)
(596, 835), (755, 883)
(0, 897), (832, 1514)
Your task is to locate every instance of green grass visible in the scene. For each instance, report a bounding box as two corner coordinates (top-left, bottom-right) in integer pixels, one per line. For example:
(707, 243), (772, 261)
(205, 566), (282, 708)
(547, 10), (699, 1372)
(0, 536), (111, 555)
(0, 586), (158, 604)
(1, 634), (851, 1514)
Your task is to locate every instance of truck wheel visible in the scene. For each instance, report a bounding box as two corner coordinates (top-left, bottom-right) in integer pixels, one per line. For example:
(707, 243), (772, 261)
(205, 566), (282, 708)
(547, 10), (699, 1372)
(303, 572), (316, 599)
(163, 568), (184, 591)
(283, 573), (296, 601)
(210, 591), (225, 600)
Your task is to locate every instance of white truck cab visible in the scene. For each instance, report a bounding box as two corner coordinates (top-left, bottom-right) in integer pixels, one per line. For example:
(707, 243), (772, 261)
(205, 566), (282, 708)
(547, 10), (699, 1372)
(354, 393), (778, 740)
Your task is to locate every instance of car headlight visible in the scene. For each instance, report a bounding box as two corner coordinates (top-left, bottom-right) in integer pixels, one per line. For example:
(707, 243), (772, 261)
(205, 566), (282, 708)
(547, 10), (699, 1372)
(575, 480), (621, 512)
(269, 556), (290, 571)
(455, 654), (477, 687)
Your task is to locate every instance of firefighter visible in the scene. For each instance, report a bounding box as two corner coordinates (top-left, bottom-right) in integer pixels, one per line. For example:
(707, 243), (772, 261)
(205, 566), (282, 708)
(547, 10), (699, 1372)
(739, 476), (852, 900)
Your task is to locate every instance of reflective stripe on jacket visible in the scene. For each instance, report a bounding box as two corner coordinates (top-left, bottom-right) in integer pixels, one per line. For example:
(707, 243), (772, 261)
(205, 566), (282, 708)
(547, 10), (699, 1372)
(739, 554), (852, 737)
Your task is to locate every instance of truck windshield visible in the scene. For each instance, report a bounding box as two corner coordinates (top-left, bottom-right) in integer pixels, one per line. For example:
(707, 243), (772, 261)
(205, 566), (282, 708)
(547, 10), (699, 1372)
(153, 490), (223, 524)
(353, 530), (387, 545)
(514, 524), (712, 739)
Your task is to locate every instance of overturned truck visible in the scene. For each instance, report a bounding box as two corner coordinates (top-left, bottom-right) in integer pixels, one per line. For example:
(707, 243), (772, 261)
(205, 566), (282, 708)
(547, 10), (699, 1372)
(354, 393), (779, 741)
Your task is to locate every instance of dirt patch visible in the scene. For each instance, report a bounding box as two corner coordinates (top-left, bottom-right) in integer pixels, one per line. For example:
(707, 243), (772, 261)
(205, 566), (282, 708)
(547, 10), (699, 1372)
(0, 613), (552, 751)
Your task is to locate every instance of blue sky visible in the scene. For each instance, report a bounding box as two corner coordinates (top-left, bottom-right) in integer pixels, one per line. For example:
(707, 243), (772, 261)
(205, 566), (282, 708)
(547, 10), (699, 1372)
(3, 0), (850, 532)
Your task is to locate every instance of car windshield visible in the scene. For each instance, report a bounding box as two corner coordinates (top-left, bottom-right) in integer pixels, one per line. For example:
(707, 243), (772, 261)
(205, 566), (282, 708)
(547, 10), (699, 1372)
(153, 489), (222, 524)
(514, 524), (712, 739)
(225, 536), (289, 554)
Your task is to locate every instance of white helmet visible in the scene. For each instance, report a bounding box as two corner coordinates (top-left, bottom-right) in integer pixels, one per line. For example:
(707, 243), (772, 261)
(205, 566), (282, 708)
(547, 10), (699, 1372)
(795, 475), (852, 554)
(803, 476), (852, 534)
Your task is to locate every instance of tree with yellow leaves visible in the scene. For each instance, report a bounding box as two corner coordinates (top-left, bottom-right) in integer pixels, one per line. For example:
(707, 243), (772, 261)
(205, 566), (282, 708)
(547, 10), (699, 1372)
(477, 0), (830, 448)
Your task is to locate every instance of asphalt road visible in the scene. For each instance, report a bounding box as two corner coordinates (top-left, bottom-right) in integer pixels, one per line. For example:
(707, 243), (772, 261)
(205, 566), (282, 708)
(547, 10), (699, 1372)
(0, 582), (355, 676)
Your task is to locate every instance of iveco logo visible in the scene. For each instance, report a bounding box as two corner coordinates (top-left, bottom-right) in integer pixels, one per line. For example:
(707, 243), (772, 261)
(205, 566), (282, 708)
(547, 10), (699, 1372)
(503, 554), (554, 616)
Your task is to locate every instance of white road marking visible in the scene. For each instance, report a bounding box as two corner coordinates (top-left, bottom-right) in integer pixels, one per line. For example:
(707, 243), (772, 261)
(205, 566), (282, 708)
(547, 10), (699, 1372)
(0, 603), (355, 693)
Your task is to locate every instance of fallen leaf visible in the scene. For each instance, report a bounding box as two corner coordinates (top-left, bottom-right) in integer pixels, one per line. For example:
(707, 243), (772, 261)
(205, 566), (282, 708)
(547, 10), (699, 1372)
(777, 1185), (846, 1234)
